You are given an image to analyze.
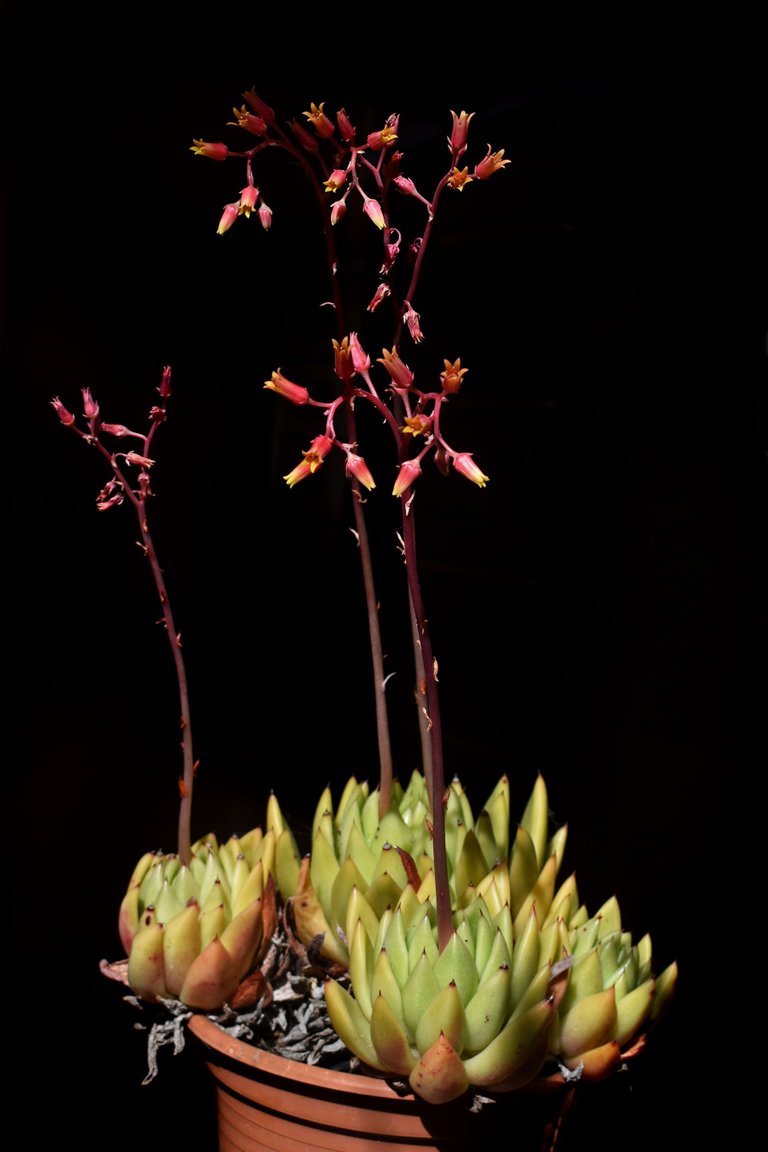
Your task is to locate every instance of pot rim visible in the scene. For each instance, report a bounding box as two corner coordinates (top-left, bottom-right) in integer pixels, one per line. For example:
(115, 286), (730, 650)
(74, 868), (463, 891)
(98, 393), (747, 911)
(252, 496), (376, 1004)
(187, 1012), (419, 1099)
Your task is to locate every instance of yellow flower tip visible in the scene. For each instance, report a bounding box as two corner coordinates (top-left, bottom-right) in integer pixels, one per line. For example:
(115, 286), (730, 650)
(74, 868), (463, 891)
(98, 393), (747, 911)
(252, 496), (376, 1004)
(346, 453), (376, 491)
(453, 453), (489, 488)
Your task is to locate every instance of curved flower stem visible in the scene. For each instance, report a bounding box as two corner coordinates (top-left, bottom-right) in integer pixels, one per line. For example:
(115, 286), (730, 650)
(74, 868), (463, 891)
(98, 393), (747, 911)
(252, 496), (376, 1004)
(89, 437), (195, 865)
(139, 509), (195, 866)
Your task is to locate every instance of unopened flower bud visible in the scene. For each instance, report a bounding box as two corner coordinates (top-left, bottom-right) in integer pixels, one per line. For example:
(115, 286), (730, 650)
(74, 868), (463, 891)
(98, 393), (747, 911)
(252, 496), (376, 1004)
(158, 366), (172, 398)
(452, 452), (489, 488)
(258, 200), (273, 230)
(393, 458), (422, 497)
(336, 107), (355, 142)
(242, 88), (275, 125)
(101, 423), (131, 437)
(346, 452), (376, 490)
(449, 110), (475, 152)
(217, 203), (240, 235)
(330, 199), (347, 226)
(363, 198), (385, 230)
(82, 387), (100, 422)
(350, 332), (370, 372)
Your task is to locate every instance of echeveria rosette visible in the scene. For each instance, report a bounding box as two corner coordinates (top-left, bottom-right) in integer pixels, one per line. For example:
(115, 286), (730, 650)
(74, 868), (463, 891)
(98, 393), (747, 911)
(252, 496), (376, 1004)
(544, 895), (679, 1081)
(289, 773), (432, 967)
(290, 772), (567, 966)
(323, 884), (564, 1103)
(323, 876), (677, 1102)
(319, 774), (676, 1103)
(119, 797), (301, 1010)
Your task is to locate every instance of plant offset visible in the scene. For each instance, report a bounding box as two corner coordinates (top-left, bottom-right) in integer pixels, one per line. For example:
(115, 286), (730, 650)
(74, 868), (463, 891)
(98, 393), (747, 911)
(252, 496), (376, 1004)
(54, 89), (676, 1106)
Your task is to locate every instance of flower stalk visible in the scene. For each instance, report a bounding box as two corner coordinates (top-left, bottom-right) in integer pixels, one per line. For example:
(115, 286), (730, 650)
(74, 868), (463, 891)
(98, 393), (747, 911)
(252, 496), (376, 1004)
(195, 93), (504, 949)
(52, 372), (196, 865)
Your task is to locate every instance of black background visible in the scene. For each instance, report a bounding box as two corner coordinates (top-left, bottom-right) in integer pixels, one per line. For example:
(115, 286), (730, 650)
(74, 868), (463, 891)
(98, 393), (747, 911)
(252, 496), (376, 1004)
(4, 17), (764, 1149)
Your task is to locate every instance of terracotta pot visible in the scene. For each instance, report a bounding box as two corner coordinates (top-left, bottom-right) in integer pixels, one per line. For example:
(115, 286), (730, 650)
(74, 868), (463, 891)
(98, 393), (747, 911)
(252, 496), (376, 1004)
(188, 1013), (570, 1152)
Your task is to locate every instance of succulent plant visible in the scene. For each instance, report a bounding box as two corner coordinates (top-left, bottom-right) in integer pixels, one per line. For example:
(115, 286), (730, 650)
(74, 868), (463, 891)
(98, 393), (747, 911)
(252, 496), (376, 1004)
(118, 797), (301, 1009)
(547, 896), (678, 1080)
(319, 773), (676, 1103)
(289, 771), (566, 966)
(53, 85), (676, 1118)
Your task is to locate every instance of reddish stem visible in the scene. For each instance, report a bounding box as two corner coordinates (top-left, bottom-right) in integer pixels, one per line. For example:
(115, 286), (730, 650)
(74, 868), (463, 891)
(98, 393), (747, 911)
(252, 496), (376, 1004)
(283, 138), (395, 816)
(86, 422), (195, 865)
(399, 491), (451, 951)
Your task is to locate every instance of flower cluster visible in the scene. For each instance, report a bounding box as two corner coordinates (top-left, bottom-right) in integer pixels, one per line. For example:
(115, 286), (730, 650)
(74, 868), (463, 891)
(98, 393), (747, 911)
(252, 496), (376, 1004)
(192, 95), (505, 506)
(265, 344), (489, 499)
(191, 92), (508, 325)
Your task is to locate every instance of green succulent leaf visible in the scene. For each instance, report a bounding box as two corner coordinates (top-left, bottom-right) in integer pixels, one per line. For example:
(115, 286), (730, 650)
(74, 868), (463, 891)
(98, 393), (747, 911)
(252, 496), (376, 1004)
(415, 980), (467, 1055)
(324, 978), (388, 1072)
(370, 992), (417, 1075)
